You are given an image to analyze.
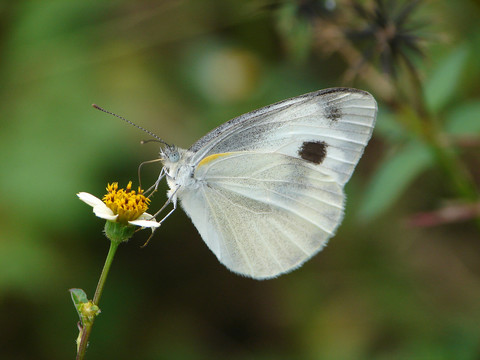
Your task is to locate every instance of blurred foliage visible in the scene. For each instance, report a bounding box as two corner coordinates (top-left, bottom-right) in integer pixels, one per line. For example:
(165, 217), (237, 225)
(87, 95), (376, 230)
(0, 0), (479, 359)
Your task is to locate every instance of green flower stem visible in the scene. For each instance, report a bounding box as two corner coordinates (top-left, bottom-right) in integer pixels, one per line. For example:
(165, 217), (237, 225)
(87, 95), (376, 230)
(76, 240), (120, 360)
(76, 322), (93, 360)
(428, 132), (478, 201)
(93, 241), (119, 305)
(402, 62), (480, 228)
(406, 63), (479, 204)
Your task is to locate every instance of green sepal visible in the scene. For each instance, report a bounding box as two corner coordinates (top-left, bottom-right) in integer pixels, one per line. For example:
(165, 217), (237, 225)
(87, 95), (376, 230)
(104, 221), (136, 243)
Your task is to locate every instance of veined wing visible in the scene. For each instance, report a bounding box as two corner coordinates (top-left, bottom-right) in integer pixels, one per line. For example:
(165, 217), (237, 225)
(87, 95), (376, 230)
(188, 88), (377, 185)
(178, 152), (345, 279)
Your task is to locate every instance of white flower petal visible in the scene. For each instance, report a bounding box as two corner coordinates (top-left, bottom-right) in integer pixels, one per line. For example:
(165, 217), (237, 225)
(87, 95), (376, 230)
(77, 192), (104, 208)
(136, 212), (155, 221)
(129, 219), (161, 228)
(93, 204), (117, 220)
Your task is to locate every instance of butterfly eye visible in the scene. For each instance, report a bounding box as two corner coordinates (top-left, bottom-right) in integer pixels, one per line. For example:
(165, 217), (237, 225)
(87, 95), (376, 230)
(167, 147), (180, 163)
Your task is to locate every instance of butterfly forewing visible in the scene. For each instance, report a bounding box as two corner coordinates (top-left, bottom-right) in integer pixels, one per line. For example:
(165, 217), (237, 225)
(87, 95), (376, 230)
(189, 88), (377, 185)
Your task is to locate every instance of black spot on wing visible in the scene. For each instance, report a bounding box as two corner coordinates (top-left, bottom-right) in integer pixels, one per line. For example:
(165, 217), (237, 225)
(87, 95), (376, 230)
(324, 102), (341, 122)
(298, 141), (328, 164)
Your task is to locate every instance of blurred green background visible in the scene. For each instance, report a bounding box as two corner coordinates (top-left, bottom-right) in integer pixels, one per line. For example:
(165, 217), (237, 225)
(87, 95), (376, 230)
(1, 1), (480, 359)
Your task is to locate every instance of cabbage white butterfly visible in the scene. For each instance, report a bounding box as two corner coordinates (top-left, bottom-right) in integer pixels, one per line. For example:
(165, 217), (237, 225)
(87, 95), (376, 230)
(98, 88), (377, 279)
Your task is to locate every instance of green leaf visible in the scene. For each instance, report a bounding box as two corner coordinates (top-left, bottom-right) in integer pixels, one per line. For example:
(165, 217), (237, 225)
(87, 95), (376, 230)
(374, 109), (408, 141)
(359, 141), (434, 221)
(276, 3), (314, 62)
(445, 101), (480, 135)
(424, 44), (470, 114)
(70, 288), (88, 321)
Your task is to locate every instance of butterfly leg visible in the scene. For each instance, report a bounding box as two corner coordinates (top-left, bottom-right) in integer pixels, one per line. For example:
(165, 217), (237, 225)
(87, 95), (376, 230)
(141, 186), (180, 248)
(158, 196), (177, 225)
(150, 185), (180, 223)
(144, 167), (166, 198)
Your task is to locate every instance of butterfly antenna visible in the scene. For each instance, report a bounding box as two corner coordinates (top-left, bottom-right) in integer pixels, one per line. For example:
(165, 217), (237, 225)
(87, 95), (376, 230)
(140, 139), (164, 145)
(92, 104), (169, 146)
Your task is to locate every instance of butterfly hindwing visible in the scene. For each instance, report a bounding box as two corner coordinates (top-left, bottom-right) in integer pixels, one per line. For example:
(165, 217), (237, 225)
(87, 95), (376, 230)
(179, 152), (344, 279)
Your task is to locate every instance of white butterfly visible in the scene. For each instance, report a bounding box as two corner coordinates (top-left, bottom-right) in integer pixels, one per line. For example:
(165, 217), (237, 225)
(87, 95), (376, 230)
(144, 88), (377, 279)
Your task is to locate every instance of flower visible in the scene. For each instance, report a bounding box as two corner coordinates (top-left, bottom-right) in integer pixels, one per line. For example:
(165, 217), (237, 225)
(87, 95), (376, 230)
(77, 181), (160, 229)
(346, 0), (426, 77)
(79, 301), (101, 323)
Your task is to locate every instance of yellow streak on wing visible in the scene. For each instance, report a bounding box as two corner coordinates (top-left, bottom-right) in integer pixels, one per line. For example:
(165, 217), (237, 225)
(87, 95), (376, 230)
(197, 152), (234, 168)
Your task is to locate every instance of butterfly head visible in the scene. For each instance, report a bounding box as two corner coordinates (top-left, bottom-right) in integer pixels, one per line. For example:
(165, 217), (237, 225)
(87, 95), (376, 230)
(160, 144), (194, 189)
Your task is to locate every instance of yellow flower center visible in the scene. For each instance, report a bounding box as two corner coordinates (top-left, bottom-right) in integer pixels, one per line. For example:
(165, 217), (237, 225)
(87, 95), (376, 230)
(102, 181), (150, 223)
